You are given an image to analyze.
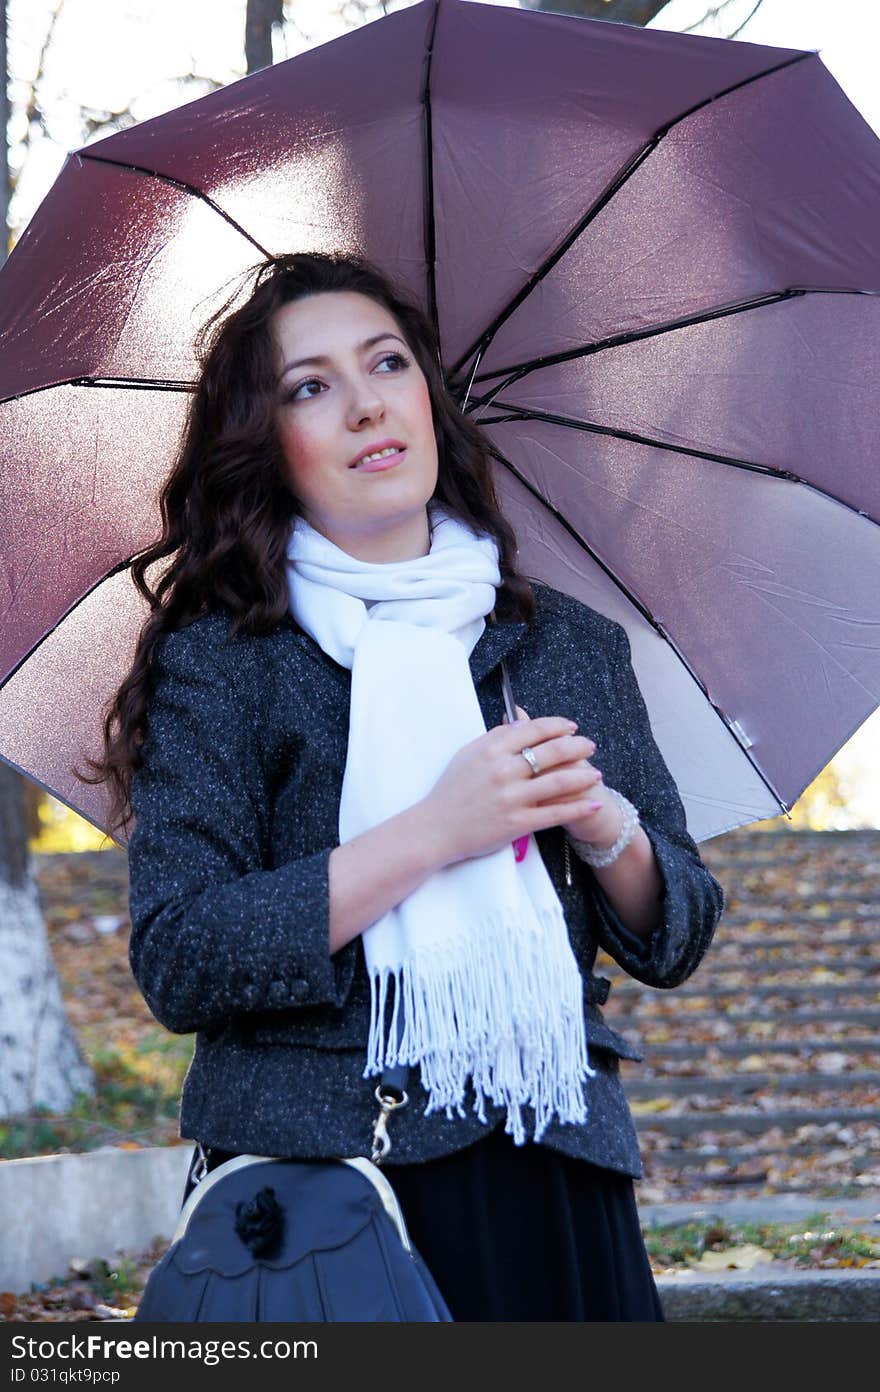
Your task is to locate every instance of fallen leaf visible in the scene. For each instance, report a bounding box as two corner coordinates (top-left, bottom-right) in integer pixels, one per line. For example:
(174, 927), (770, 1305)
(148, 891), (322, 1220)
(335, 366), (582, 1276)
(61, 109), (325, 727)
(739, 1054), (768, 1072)
(688, 1244), (776, 1271)
(814, 1053), (849, 1073)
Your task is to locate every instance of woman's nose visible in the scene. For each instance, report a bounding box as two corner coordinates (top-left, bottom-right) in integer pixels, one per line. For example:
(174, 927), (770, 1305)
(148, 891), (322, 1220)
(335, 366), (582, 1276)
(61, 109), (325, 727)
(348, 387), (385, 427)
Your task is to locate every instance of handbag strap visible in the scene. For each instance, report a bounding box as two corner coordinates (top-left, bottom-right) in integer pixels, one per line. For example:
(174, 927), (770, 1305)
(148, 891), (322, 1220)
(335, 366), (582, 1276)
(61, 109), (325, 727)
(378, 999), (409, 1097)
(371, 981), (409, 1164)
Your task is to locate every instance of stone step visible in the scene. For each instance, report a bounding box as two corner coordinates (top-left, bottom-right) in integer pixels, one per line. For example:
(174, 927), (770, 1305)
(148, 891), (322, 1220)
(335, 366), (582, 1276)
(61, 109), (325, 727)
(633, 1107), (880, 1137)
(641, 1191), (880, 1225)
(720, 893), (880, 908)
(609, 981), (880, 1001)
(709, 944), (880, 960)
(709, 911), (880, 927)
(655, 1269), (880, 1321)
(650, 1182), (880, 1319)
(600, 939), (878, 967)
(707, 826), (880, 839)
(607, 952), (880, 974)
(680, 957), (876, 973)
(627, 1071), (880, 1099)
(645, 1143), (880, 1169)
(640, 1038), (880, 1059)
(607, 1007), (880, 1027)
(707, 918), (880, 940)
(705, 864), (880, 882)
(701, 827), (880, 849)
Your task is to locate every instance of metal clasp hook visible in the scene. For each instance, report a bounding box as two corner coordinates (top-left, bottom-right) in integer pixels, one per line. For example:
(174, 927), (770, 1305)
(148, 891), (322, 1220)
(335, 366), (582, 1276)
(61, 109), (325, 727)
(371, 1085), (409, 1165)
(192, 1140), (210, 1185)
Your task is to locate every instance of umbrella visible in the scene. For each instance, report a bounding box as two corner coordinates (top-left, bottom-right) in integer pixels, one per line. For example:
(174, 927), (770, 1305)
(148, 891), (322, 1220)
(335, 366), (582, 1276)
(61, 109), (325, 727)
(1, 0), (879, 845)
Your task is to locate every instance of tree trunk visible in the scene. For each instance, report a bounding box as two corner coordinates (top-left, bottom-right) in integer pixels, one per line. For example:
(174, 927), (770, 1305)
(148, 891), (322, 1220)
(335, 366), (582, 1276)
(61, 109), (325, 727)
(0, 765), (94, 1119)
(0, 0), (8, 251)
(245, 0), (284, 75)
(0, 0), (94, 1124)
(525, 0), (672, 24)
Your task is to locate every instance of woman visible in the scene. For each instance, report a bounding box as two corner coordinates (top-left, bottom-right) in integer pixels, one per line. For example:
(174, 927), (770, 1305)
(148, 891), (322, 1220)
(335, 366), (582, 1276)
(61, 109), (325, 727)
(83, 250), (725, 1322)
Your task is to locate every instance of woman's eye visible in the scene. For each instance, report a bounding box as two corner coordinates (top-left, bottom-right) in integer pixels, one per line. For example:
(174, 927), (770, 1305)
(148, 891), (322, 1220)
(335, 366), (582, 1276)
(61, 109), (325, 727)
(285, 352), (409, 403)
(287, 379), (323, 402)
(377, 351), (409, 372)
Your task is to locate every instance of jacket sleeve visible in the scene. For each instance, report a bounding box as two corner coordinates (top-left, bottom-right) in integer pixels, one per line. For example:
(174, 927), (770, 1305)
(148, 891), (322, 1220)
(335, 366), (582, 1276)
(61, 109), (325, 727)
(571, 619), (726, 988)
(127, 622), (358, 1035)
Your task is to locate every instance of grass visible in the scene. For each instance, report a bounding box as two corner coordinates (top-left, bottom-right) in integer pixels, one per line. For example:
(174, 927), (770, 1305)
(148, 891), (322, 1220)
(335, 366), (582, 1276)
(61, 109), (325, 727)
(644, 1214), (880, 1271)
(0, 1030), (192, 1160)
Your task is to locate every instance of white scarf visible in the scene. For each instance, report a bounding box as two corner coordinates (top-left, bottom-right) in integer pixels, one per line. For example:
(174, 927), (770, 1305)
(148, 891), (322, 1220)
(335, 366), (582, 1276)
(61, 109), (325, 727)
(285, 504), (595, 1144)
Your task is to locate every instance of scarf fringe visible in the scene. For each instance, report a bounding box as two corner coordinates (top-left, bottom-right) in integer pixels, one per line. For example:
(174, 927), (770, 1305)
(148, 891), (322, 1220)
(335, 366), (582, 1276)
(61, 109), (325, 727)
(363, 904), (598, 1145)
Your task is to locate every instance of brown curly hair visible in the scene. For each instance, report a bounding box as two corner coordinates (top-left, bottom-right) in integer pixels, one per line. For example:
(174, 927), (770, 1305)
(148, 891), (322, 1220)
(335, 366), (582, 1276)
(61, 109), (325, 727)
(77, 250), (539, 837)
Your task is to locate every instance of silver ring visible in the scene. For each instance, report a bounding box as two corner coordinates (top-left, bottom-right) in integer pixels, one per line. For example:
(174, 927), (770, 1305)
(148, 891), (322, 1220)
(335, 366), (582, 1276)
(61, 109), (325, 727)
(520, 745), (540, 777)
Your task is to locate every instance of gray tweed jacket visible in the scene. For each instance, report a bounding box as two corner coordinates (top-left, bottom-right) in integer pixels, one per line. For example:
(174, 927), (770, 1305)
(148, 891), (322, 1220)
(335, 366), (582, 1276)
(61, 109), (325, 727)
(127, 580), (725, 1179)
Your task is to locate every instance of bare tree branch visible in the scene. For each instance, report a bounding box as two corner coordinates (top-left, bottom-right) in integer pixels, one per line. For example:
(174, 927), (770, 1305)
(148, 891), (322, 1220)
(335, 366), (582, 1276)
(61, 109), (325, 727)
(725, 1), (765, 40)
(1, 0), (9, 255)
(525, 0), (765, 38)
(75, 72), (226, 144)
(524, 2), (672, 23)
(683, 0), (765, 37)
(22, 0), (64, 139)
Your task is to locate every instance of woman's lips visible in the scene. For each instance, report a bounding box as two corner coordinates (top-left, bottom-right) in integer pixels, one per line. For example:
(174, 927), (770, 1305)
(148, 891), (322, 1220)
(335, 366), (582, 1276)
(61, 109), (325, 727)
(357, 448), (406, 473)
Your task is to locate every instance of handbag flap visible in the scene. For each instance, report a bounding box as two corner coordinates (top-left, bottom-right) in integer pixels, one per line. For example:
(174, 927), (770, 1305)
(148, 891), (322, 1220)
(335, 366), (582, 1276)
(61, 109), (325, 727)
(171, 1158), (386, 1277)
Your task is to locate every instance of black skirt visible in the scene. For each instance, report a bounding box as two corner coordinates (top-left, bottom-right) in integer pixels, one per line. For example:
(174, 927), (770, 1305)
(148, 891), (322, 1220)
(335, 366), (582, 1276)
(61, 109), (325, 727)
(181, 1122), (664, 1323)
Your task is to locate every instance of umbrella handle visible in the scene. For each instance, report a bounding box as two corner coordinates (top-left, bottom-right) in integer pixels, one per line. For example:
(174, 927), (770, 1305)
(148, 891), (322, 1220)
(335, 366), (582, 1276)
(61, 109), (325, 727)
(501, 659), (529, 863)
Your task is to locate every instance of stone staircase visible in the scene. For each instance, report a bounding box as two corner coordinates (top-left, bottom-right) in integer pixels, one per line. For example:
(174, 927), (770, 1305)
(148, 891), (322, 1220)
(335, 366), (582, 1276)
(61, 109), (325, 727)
(599, 828), (880, 1201)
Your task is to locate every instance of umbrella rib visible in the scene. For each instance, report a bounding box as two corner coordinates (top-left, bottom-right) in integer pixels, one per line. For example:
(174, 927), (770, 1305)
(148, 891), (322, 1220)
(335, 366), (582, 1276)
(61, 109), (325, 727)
(422, 0), (442, 336)
(460, 287), (876, 401)
(0, 747), (117, 845)
(476, 400), (879, 529)
(448, 48), (815, 382)
(0, 556), (136, 698)
(483, 440), (791, 817)
(0, 377), (196, 407)
(77, 150), (272, 258)
(70, 377), (196, 392)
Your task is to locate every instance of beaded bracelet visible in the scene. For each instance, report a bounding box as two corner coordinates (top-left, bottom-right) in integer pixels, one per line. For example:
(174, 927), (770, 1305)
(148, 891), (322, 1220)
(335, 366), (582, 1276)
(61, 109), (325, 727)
(566, 787), (640, 869)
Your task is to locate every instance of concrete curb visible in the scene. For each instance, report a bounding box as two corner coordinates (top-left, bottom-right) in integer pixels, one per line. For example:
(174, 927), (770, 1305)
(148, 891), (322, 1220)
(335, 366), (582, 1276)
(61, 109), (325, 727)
(656, 1268), (880, 1321)
(639, 1193), (880, 1226)
(0, 1145), (194, 1293)
(645, 1194), (880, 1321)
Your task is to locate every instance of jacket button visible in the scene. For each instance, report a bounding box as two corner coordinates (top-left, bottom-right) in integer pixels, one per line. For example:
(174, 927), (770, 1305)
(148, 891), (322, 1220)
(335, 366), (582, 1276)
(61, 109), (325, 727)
(289, 978), (308, 1001)
(268, 979), (287, 1004)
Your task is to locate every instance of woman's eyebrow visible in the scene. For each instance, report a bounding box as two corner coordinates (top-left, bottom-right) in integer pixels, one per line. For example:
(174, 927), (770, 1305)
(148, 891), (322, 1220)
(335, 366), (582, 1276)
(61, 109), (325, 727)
(278, 332), (407, 380)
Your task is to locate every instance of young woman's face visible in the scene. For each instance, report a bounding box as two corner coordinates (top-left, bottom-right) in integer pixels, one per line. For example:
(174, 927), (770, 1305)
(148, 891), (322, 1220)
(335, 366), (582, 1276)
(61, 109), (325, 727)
(272, 290), (439, 561)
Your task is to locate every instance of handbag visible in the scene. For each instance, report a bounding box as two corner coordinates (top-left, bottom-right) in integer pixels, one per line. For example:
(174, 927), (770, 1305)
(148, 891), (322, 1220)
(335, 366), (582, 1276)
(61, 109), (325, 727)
(135, 1018), (453, 1322)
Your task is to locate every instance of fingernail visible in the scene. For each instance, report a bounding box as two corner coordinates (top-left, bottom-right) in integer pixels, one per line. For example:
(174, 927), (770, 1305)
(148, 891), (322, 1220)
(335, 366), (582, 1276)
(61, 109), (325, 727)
(588, 800), (603, 811)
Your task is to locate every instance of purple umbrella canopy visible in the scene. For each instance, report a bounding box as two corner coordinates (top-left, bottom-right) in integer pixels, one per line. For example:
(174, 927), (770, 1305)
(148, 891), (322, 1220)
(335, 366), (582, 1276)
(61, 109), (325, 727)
(0, 0), (878, 844)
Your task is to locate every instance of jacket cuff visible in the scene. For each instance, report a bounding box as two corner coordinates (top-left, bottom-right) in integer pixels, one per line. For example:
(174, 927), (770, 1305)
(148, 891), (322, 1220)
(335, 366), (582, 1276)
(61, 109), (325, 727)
(257, 847), (357, 1012)
(580, 819), (723, 987)
(129, 845), (357, 1034)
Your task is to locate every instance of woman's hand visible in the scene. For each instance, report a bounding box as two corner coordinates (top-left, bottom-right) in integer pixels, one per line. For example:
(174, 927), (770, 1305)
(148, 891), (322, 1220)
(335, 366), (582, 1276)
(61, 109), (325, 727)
(506, 704), (625, 851)
(424, 705), (616, 867)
